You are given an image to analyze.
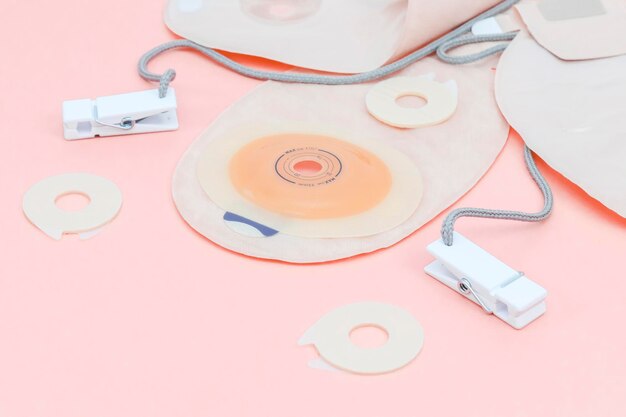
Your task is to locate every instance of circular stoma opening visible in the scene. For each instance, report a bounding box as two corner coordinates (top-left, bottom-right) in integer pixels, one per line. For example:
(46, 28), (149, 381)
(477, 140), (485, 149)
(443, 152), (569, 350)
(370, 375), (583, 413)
(269, 3), (296, 18)
(396, 94), (428, 109)
(293, 160), (323, 176)
(242, 0), (321, 22)
(55, 192), (91, 212)
(350, 325), (389, 349)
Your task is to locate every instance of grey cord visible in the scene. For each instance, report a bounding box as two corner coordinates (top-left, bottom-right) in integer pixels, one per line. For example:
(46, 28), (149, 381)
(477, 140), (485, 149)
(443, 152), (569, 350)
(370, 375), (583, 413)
(437, 32), (518, 64)
(440, 146), (554, 246)
(437, 27), (554, 245)
(137, 0), (521, 97)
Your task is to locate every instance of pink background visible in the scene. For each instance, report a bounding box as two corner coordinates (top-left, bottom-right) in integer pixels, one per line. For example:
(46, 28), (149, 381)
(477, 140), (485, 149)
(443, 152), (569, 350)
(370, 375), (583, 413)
(2, 1), (625, 416)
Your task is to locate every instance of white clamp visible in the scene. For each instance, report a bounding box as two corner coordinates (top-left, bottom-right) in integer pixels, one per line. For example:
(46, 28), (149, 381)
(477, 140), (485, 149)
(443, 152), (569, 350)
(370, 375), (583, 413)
(424, 232), (547, 329)
(471, 17), (504, 35)
(62, 89), (178, 140)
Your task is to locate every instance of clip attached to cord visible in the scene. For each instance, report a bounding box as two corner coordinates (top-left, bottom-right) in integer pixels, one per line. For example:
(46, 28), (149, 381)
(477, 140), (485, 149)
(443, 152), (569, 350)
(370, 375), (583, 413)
(62, 89), (178, 140)
(425, 232), (547, 329)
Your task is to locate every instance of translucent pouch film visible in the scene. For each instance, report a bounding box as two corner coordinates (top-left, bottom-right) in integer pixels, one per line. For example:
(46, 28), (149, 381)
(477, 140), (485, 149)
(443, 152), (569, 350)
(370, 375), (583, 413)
(496, 30), (626, 217)
(516, 0), (626, 61)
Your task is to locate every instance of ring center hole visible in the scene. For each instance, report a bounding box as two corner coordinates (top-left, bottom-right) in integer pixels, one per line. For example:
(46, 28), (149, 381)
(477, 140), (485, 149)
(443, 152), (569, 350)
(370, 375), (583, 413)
(55, 192), (91, 212)
(268, 3), (295, 18)
(396, 94), (427, 109)
(293, 160), (323, 176)
(242, 0), (320, 21)
(350, 325), (389, 349)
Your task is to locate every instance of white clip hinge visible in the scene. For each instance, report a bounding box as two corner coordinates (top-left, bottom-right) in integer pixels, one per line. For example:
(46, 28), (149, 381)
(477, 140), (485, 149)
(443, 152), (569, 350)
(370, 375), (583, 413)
(62, 89), (178, 140)
(425, 232), (547, 329)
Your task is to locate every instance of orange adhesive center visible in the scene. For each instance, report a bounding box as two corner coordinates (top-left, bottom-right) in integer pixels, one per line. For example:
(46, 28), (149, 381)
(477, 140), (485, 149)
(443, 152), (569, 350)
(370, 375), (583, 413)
(229, 133), (393, 219)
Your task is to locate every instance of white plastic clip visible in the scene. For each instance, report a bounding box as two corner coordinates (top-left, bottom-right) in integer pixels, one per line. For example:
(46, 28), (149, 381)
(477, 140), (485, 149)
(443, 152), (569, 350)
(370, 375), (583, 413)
(424, 232), (547, 329)
(471, 17), (504, 35)
(62, 89), (178, 140)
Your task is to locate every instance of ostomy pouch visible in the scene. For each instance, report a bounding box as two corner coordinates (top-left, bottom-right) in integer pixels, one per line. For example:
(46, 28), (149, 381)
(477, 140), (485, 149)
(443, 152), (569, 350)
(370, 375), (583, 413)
(164, 0), (503, 73)
(172, 54), (509, 263)
(516, 0), (626, 60)
(496, 30), (626, 217)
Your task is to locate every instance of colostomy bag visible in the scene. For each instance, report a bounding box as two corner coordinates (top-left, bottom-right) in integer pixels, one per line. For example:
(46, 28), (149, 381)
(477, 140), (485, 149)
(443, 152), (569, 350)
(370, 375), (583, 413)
(495, 30), (626, 217)
(172, 55), (509, 263)
(164, 0), (502, 73)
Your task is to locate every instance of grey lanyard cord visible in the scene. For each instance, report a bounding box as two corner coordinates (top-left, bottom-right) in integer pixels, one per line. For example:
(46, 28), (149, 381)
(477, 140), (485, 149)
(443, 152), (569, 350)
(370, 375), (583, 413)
(137, 0), (521, 98)
(437, 27), (554, 245)
(440, 146), (554, 246)
(437, 32), (519, 64)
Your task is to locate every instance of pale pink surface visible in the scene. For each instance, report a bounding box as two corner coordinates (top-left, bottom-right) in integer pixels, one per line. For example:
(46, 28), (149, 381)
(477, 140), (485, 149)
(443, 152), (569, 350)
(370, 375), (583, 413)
(1, 1), (626, 416)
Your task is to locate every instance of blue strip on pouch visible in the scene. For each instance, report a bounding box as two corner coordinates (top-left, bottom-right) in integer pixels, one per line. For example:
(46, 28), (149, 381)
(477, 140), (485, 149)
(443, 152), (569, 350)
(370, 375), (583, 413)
(223, 212), (279, 237)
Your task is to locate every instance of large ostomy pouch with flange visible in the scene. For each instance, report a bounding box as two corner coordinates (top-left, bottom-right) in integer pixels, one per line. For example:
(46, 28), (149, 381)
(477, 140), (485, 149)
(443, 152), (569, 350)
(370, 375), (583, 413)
(172, 55), (509, 263)
(495, 30), (626, 218)
(164, 0), (503, 73)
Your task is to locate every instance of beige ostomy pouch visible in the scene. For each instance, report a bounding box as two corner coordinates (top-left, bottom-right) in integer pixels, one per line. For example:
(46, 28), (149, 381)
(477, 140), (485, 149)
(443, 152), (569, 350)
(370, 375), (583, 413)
(164, 0), (503, 73)
(516, 0), (626, 60)
(495, 30), (626, 217)
(23, 173), (123, 240)
(298, 302), (424, 375)
(172, 54), (509, 263)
